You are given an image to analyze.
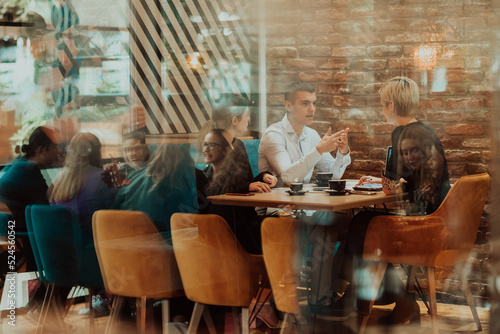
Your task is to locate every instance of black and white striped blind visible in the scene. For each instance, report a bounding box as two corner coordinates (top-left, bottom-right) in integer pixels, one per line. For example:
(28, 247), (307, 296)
(128, 0), (256, 135)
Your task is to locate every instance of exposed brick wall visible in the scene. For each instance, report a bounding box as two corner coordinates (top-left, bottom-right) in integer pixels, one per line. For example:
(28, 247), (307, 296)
(265, 0), (496, 304)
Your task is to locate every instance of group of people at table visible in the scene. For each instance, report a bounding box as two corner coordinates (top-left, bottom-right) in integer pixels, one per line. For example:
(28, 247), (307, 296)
(0, 76), (450, 328)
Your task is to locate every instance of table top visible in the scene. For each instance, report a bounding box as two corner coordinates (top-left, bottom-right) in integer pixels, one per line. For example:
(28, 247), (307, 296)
(208, 183), (402, 211)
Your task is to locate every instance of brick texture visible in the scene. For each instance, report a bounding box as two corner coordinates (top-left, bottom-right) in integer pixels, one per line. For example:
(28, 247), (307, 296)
(265, 0), (495, 303)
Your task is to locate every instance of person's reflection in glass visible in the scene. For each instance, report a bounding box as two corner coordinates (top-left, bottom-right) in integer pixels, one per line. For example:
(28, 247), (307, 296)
(111, 143), (197, 240)
(196, 129), (267, 255)
(121, 130), (150, 175)
(0, 126), (63, 318)
(49, 132), (117, 237)
(398, 125), (451, 216)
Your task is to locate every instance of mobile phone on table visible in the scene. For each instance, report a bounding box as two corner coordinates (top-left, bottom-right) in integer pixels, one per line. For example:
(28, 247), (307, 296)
(225, 193), (256, 196)
(353, 183), (383, 191)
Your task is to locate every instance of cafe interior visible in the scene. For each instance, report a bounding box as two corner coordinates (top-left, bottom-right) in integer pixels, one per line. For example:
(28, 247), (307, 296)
(0, 0), (499, 333)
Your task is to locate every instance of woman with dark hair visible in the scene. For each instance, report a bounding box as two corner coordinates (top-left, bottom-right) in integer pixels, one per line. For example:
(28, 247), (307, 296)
(397, 125), (450, 215)
(197, 129), (267, 254)
(199, 96), (277, 193)
(0, 126), (60, 269)
(0, 126), (63, 320)
(49, 132), (117, 237)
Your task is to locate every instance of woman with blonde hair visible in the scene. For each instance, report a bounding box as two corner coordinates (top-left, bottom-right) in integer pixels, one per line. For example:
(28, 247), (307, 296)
(49, 132), (117, 236)
(340, 76), (450, 325)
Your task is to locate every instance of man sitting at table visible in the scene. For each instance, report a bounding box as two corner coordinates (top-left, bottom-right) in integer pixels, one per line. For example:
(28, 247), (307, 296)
(258, 81), (352, 318)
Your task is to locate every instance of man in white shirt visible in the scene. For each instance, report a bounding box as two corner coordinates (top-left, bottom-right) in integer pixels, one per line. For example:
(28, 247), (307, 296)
(258, 82), (352, 318)
(259, 82), (350, 186)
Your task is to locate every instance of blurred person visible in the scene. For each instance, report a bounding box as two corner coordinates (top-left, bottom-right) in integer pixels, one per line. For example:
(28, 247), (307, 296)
(0, 126), (59, 270)
(196, 129), (271, 254)
(112, 143), (198, 241)
(0, 126), (70, 323)
(120, 129), (151, 176)
(48, 132), (117, 317)
(49, 132), (117, 237)
(257, 82), (352, 318)
(344, 76), (450, 325)
(199, 95), (277, 193)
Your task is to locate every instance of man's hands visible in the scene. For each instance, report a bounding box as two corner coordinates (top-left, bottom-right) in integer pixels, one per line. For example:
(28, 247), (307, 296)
(263, 173), (278, 187)
(316, 127), (350, 155)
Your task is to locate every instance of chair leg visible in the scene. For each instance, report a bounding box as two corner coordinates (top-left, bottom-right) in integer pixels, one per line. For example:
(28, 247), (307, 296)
(162, 299), (170, 334)
(37, 283), (54, 334)
(50, 293), (68, 333)
(280, 313), (290, 334)
(426, 266), (439, 334)
(232, 307), (241, 334)
(241, 307), (249, 334)
(105, 295), (124, 334)
(137, 296), (147, 334)
(87, 287), (96, 334)
(187, 302), (205, 334)
(406, 265), (416, 292)
(202, 305), (217, 334)
(359, 262), (388, 334)
(459, 267), (482, 331)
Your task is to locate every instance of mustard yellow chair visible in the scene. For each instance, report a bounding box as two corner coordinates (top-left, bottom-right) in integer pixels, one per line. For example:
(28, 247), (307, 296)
(170, 213), (267, 334)
(93, 210), (184, 334)
(261, 216), (304, 334)
(360, 173), (490, 334)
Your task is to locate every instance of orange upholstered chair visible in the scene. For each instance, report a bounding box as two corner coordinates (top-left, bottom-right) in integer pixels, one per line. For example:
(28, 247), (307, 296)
(170, 213), (267, 334)
(360, 173), (490, 334)
(93, 210), (184, 334)
(261, 217), (304, 333)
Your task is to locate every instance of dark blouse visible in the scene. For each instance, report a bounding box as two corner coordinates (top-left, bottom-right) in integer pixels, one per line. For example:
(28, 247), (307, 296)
(195, 138), (269, 254)
(0, 157), (49, 231)
(386, 121), (450, 215)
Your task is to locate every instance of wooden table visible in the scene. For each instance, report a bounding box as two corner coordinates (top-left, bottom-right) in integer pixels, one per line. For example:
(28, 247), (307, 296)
(208, 185), (401, 212)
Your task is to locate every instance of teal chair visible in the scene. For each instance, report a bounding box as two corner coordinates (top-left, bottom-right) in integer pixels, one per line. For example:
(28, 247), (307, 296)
(242, 139), (261, 178)
(26, 204), (78, 333)
(27, 205), (105, 333)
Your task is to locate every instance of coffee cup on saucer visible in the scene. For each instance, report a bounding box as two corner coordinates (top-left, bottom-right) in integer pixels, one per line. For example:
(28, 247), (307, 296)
(328, 180), (346, 192)
(290, 182), (303, 193)
(315, 172), (333, 187)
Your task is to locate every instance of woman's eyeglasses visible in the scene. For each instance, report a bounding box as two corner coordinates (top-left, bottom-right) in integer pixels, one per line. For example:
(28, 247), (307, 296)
(123, 145), (146, 153)
(202, 142), (224, 149)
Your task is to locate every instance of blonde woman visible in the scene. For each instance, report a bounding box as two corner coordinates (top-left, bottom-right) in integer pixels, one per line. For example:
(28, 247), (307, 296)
(344, 77), (450, 325)
(49, 132), (117, 237)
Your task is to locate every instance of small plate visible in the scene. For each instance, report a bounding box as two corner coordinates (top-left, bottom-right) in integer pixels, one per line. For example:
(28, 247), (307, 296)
(286, 190), (308, 196)
(325, 189), (349, 196)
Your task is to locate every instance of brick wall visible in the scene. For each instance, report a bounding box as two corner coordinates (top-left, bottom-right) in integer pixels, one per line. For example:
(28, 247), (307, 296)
(265, 0), (496, 304)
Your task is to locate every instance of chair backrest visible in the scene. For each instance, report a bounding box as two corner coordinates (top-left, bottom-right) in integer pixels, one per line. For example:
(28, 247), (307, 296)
(92, 209), (184, 299)
(242, 139), (261, 177)
(261, 217), (301, 315)
(430, 173), (490, 264)
(365, 173), (490, 267)
(170, 213), (266, 307)
(28, 205), (78, 286)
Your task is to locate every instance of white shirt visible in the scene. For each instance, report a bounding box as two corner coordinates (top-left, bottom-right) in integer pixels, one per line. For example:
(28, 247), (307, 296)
(258, 115), (351, 186)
